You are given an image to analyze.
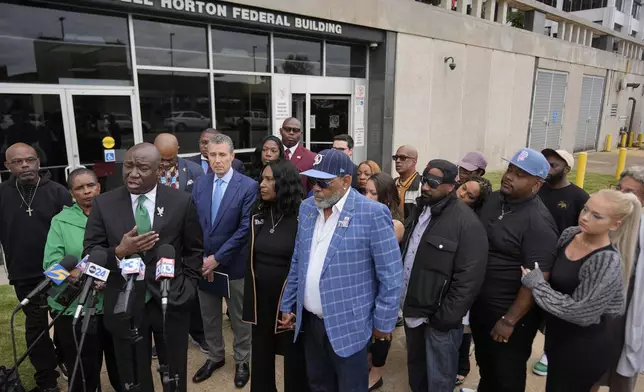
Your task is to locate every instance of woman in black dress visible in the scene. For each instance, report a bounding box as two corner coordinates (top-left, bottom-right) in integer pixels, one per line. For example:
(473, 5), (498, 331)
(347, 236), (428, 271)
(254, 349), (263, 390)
(242, 159), (309, 392)
(248, 135), (285, 181)
(522, 189), (641, 392)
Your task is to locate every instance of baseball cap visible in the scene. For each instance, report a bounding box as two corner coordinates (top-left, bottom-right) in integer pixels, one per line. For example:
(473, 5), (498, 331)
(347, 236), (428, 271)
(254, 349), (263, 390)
(542, 148), (575, 170)
(424, 159), (458, 184)
(503, 148), (550, 180)
(458, 151), (488, 172)
(301, 149), (355, 179)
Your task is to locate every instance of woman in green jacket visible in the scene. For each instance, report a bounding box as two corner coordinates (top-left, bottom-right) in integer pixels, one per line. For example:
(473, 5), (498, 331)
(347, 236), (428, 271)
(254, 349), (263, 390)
(43, 168), (120, 392)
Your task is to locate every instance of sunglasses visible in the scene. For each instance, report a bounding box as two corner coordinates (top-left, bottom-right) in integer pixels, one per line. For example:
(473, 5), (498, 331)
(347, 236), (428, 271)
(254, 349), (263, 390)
(420, 174), (444, 189)
(282, 126), (301, 134)
(308, 177), (336, 189)
(392, 155), (413, 162)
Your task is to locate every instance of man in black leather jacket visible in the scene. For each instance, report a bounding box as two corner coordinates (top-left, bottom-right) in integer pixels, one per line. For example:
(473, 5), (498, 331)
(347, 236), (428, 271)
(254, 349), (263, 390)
(400, 159), (488, 392)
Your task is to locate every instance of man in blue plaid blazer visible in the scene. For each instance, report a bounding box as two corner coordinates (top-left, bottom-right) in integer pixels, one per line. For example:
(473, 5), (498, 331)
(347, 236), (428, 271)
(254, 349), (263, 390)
(279, 149), (403, 391)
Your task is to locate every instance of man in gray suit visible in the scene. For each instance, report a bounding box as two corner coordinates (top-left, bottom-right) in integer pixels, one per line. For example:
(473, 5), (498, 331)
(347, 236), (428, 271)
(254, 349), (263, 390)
(155, 133), (203, 193)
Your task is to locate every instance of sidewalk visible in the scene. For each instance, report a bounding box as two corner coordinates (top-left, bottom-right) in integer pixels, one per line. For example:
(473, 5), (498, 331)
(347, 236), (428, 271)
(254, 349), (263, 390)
(585, 149), (644, 175)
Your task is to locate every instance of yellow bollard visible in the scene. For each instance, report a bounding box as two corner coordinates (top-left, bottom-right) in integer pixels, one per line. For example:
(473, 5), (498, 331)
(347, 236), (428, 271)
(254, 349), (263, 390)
(616, 147), (628, 179)
(620, 133), (627, 148)
(629, 132), (634, 147)
(639, 133), (644, 147)
(606, 134), (613, 152)
(575, 152), (588, 189)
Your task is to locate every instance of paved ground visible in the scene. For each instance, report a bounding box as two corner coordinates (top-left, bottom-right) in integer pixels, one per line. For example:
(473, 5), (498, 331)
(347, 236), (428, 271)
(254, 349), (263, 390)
(585, 148), (644, 175)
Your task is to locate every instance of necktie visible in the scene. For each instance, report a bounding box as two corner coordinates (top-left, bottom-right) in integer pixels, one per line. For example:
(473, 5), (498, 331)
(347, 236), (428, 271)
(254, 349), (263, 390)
(201, 160), (209, 174)
(135, 195), (152, 235)
(211, 178), (224, 225)
(284, 148), (291, 160)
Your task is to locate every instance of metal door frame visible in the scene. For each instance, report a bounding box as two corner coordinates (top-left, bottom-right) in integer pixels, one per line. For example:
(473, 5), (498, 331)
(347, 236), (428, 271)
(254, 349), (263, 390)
(527, 69), (568, 150)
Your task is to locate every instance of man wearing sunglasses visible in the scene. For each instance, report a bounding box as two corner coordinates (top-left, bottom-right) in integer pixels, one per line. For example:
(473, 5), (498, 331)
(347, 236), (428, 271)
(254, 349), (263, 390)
(393, 145), (421, 220)
(279, 117), (316, 191)
(400, 159), (488, 392)
(279, 149), (403, 392)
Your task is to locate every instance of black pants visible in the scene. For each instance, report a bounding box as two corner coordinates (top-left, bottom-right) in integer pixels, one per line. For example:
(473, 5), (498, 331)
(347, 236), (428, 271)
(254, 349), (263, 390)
(250, 274), (309, 392)
(458, 333), (472, 377)
(13, 278), (59, 389)
(53, 314), (121, 392)
(470, 308), (539, 392)
(111, 300), (191, 392)
(189, 292), (205, 345)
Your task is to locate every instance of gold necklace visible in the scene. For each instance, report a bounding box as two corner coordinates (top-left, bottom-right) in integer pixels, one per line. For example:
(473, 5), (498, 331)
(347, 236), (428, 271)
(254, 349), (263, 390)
(269, 208), (284, 234)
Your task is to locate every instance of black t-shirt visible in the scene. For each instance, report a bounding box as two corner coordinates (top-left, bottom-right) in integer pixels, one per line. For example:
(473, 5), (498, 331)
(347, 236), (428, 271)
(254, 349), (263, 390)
(538, 183), (589, 234)
(475, 192), (559, 314)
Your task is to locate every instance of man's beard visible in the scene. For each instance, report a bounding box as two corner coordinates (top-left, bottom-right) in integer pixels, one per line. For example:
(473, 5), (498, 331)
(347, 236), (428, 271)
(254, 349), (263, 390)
(416, 191), (445, 208)
(546, 170), (565, 185)
(314, 189), (344, 209)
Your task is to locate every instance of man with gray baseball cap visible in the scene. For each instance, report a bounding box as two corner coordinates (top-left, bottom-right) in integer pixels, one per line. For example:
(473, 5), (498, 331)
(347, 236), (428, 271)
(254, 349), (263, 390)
(470, 148), (558, 392)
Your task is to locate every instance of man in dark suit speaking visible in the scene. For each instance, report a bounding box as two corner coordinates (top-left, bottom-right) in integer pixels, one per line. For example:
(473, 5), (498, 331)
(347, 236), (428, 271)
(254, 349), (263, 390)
(83, 143), (204, 392)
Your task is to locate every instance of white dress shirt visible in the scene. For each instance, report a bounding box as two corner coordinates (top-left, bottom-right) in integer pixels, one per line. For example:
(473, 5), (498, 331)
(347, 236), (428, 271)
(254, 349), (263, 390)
(130, 185), (157, 227)
(303, 189), (351, 317)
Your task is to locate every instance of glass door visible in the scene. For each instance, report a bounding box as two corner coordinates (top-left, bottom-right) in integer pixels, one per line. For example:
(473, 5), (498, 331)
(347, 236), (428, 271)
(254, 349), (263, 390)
(64, 89), (141, 191)
(309, 95), (350, 153)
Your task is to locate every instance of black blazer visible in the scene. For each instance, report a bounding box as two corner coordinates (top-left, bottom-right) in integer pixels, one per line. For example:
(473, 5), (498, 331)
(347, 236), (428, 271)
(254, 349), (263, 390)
(186, 154), (246, 175)
(83, 185), (204, 336)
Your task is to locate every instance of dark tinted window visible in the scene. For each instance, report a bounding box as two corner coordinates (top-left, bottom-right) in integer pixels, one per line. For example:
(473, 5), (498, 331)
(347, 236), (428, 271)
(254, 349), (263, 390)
(214, 74), (271, 149)
(211, 28), (270, 72)
(326, 42), (367, 78)
(0, 3), (131, 84)
(274, 36), (322, 75)
(134, 19), (207, 69)
(138, 70), (211, 154)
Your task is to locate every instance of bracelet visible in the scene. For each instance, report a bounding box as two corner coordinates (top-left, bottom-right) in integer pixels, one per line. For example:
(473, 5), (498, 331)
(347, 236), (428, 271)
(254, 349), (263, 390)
(500, 316), (515, 328)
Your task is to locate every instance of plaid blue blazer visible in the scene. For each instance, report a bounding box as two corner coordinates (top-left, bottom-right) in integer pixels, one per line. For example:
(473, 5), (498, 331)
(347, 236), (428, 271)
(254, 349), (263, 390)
(280, 189), (403, 358)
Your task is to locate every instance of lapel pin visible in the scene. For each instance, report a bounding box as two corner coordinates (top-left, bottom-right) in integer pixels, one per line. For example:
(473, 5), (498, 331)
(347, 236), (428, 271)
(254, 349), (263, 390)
(297, 156), (301, 159)
(157, 207), (164, 217)
(182, 167), (186, 172)
(338, 216), (350, 228)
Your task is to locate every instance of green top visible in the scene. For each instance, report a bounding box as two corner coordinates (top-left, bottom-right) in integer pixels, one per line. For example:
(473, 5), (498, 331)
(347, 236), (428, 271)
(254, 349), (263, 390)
(43, 203), (104, 315)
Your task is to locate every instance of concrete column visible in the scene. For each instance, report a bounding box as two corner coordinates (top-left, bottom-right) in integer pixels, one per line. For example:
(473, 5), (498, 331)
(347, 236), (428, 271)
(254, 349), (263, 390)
(619, 40), (626, 55)
(496, 0), (508, 23)
(525, 10), (547, 33)
(556, 0), (564, 9)
(566, 23), (575, 41)
(472, 0), (483, 18)
(441, 0), (451, 10)
(457, 0), (467, 14)
(558, 21), (567, 39)
(586, 30), (594, 46)
(573, 25), (581, 43)
(485, 0), (497, 21)
(580, 28), (588, 45)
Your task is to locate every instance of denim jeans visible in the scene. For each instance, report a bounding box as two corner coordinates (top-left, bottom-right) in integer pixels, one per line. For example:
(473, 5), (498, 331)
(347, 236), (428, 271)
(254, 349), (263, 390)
(405, 323), (464, 392)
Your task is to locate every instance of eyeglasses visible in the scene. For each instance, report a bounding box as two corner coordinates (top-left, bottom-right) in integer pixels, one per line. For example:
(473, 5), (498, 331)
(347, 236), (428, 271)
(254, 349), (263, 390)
(308, 177), (336, 189)
(7, 157), (38, 166)
(392, 155), (413, 162)
(420, 174), (444, 189)
(282, 126), (301, 134)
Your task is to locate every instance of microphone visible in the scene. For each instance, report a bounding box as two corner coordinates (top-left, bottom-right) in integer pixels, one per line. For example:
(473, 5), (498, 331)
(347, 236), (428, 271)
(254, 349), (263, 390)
(113, 254), (144, 316)
(16, 255), (78, 310)
(73, 249), (109, 325)
(155, 244), (175, 315)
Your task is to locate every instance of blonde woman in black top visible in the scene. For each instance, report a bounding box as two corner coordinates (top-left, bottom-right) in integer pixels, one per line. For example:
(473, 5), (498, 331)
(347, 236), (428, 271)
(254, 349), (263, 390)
(242, 159), (309, 392)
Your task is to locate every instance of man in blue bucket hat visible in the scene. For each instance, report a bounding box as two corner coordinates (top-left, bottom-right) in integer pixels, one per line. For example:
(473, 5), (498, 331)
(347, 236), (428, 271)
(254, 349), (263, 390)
(469, 148), (559, 392)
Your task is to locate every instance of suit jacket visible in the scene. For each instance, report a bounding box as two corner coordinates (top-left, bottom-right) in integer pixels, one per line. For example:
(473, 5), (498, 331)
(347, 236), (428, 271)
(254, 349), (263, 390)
(186, 154), (246, 175)
(280, 189), (403, 358)
(192, 170), (257, 280)
(287, 144), (316, 191)
(177, 157), (203, 193)
(83, 185), (204, 336)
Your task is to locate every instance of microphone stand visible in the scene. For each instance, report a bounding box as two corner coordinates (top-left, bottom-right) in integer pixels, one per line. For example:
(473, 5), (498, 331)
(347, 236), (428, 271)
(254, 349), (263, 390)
(5, 289), (82, 387)
(157, 280), (179, 392)
(124, 293), (142, 392)
(68, 290), (98, 392)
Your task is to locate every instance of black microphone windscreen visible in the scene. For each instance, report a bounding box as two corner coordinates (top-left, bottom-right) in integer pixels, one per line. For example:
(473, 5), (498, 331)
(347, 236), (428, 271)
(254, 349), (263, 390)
(59, 255), (79, 270)
(88, 248), (108, 267)
(158, 244), (175, 259)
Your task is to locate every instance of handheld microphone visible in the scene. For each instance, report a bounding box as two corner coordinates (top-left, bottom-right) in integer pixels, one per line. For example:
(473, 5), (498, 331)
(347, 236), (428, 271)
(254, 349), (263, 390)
(73, 249), (109, 325)
(16, 255), (78, 310)
(155, 244), (176, 314)
(114, 254), (143, 316)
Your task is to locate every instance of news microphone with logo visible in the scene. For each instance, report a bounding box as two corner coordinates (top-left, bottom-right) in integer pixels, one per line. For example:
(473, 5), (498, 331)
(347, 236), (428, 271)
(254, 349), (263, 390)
(113, 254), (143, 316)
(73, 249), (109, 326)
(155, 244), (175, 315)
(15, 255), (78, 310)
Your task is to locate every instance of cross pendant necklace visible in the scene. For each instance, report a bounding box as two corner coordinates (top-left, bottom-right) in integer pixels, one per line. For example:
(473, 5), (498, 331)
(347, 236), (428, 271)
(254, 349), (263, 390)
(498, 203), (511, 220)
(17, 177), (41, 217)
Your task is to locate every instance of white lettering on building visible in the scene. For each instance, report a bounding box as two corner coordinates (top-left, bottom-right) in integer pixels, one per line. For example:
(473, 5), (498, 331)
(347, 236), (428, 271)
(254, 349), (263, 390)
(185, 0), (195, 13)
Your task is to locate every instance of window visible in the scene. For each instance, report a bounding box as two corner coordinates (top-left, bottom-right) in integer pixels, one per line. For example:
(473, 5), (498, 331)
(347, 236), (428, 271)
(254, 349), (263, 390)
(563, 0), (608, 11)
(214, 74), (271, 149)
(273, 36), (322, 75)
(0, 3), (131, 84)
(133, 19), (207, 69)
(137, 70), (211, 154)
(211, 28), (269, 72)
(632, 1), (641, 19)
(326, 42), (367, 78)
